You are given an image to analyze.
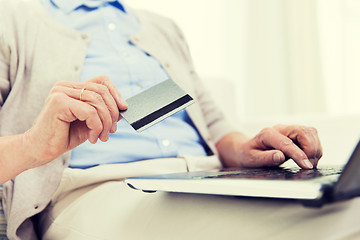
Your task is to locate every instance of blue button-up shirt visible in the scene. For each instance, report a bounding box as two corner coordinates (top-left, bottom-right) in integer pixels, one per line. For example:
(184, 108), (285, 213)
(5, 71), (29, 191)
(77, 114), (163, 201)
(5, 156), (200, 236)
(41, 0), (207, 168)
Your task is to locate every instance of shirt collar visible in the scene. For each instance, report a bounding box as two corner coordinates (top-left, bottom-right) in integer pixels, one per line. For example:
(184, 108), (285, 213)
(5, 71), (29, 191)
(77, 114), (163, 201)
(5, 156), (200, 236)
(51, 0), (125, 14)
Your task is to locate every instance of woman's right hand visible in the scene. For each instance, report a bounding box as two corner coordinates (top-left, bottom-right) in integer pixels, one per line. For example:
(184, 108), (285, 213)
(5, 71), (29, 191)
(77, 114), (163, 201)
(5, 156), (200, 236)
(23, 75), (128, 168)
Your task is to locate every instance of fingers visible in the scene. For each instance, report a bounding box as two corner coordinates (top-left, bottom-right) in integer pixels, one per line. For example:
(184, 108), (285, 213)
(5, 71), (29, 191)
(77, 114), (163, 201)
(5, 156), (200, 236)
(53, 76), (127, 143)
(86, 75), (128, 111)
(65, 97), (104, 144)
(254, 127), (319, 169)
(244, 149), (286, 168)
(52, 86), (111, 142)
(57, 85), (115, 139)
(276, 125), (323, 167)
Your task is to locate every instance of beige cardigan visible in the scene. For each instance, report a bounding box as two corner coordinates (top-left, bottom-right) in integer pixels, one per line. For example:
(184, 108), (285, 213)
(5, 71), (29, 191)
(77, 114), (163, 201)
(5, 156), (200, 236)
(0, 0), (235, 239)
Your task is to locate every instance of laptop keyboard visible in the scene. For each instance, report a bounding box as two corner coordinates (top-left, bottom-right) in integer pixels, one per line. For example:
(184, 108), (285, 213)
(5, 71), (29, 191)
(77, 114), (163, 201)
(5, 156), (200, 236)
(201, 167), (343, 181)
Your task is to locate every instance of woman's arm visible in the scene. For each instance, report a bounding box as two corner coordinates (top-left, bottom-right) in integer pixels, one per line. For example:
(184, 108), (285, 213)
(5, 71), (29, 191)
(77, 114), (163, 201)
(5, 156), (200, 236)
(0, 76), (128, 184)
(0, 134), (38, 184)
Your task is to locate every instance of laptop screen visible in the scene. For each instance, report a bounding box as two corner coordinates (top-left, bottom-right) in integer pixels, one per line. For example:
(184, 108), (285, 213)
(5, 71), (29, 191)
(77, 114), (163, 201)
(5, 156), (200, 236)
(333, 140), (360, 200)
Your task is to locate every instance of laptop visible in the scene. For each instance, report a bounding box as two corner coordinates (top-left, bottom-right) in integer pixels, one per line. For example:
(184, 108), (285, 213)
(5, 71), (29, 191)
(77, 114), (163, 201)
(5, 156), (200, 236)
(124, 139), (360, 207)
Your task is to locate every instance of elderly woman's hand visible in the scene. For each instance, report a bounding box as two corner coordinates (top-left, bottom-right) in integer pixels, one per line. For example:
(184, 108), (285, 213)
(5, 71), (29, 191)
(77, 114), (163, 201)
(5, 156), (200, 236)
(216, 125), (323, 169)
(24, 75), (128, 167)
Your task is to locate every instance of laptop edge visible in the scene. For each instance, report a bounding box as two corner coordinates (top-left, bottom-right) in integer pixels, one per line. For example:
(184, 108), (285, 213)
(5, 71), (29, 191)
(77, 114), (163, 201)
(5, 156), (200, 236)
(124, 139), (360, 208)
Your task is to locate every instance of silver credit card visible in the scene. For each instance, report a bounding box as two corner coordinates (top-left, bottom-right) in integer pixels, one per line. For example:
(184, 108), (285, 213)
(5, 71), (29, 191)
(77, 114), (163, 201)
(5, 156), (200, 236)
(120, 79), (194, 132)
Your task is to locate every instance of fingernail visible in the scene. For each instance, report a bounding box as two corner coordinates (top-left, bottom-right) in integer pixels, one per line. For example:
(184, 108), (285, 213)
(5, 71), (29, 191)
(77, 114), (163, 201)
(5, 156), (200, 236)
(89, 131), (98, 144)
(273, 153), (282, 165)
(303, 159), (313, 169)
(121, 98), (128, 108)
(101, 133), (109, 142)
(90, 136), (98, 144)
(110, 122), (117, 133)
(118, 93), (128, 108)
(309, 158), (318, 168)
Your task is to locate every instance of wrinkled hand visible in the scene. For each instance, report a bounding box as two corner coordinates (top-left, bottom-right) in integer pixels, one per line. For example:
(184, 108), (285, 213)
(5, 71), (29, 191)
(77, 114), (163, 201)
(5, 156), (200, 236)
(23, 75), (128, 168)
(216, 125), (323, 169)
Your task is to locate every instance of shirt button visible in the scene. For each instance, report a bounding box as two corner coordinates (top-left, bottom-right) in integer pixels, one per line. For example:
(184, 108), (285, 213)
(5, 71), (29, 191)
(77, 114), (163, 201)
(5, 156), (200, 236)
(162, 139), (170, 147)
(108, 23), (116, 31)
(132, 37), (139, 42)
(136, 83), (143, 89)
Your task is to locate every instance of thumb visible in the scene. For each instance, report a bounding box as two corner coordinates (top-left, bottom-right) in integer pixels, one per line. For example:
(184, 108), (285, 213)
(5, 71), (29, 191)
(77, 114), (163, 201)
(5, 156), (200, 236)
(252, 150), (286, 167)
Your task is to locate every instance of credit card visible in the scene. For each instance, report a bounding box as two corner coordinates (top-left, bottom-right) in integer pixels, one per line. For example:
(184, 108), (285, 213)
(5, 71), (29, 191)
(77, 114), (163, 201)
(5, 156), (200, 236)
(120, 79), (194, 132)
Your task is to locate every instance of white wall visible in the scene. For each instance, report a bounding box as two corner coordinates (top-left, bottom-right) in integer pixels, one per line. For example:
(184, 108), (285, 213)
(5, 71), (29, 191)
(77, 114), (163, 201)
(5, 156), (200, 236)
(317, 0), (360, 115)
(127, 0), (360, 119)
(127, 0), (248, 119)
